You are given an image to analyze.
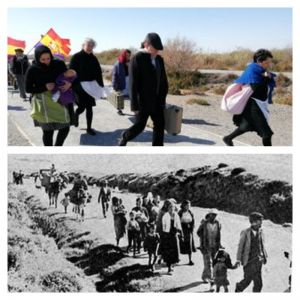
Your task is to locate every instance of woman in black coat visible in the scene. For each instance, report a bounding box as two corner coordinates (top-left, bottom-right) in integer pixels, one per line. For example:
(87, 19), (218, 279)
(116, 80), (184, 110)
(25, 45), (71, 146)
(119, 33), (168, 146)
(70, 38), (104, 136)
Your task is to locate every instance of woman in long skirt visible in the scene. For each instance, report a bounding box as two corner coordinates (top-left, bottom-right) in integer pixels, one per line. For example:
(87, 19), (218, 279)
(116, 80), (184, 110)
(111, 197), (127, 246)
(178, 200), (196, 265)
(161, 201), (182, 274)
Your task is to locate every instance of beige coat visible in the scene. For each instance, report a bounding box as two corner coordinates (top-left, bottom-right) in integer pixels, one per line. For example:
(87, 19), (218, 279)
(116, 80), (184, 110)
(236, 227), (267, 266)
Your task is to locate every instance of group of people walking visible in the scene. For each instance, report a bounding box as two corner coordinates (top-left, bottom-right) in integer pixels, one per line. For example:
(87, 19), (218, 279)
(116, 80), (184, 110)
(109, 192), (269, 292)
(9, 31), (276, 146)
(14, 167), (284, 292)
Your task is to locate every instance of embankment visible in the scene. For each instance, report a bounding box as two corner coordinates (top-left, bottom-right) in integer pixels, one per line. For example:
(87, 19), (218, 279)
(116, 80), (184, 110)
(8, 184), (160, 292)
(95, 164), (292, 224)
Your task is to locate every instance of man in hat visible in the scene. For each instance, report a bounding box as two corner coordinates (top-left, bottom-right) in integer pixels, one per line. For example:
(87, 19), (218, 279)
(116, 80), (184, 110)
(10, 48), (29, 100)
(235, 212), (267, 292)
(197, 209), (222, 284)
(119, 32), (169, 146)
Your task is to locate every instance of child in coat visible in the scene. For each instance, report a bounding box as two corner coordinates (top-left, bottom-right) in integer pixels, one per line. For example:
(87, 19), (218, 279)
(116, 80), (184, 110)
(144, 223), (160, 270)
(212, 248), (238, 292)
(126, 211), (140, 257)
(60, 193), (70, 214)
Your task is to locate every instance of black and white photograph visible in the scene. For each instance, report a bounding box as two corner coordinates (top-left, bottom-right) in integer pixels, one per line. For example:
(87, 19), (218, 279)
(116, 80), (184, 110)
(7, 154), (292, 292)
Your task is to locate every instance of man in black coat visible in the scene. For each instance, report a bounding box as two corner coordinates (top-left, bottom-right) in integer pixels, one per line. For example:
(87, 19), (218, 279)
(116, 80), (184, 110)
(10, 48), (29, 100)
(119, 33), (168, 146)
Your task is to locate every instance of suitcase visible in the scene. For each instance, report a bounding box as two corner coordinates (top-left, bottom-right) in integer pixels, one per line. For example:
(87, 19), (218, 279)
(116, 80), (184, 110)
(107, 91), (124, 110)
(147, 104), (183, 135)
(164, 104), (183, 135)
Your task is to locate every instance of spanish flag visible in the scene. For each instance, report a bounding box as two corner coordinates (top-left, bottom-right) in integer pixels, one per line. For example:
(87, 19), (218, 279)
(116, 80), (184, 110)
(7, 37), (26, 56)
(38, 28), (71, 59)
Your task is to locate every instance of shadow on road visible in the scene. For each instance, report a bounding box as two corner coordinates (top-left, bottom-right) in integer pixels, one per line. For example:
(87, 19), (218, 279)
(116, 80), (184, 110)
(79, 128), (216, 146)
(182, 118), (220, 127)
(7, 105), (27, 111)
(165, 281), (208, 292)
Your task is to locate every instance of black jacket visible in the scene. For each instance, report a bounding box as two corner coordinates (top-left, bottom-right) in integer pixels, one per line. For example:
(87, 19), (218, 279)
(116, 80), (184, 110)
(10, 55), (29, 75)
(69, 50), (104, 90)
(25, 45), (67, 94)
(129, 51), (168, 113)
(25, 60), (67, 94)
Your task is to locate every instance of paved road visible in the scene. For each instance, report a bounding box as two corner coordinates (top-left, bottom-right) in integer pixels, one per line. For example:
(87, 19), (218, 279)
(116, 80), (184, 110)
(8, 94), (248, 147)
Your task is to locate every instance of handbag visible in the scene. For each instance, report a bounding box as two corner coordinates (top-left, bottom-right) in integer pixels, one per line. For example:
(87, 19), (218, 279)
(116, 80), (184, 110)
(221, 83), (253, 115)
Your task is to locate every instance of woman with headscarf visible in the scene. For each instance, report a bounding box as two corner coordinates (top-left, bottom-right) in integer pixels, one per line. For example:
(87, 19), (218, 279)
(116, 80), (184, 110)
(223, 49), (276, 146)
(112, 49), (131, 115)
(70, 38), (104, 136)
(161, 200), (182, 274)
(111, 197), (127, 246)
(25, 45), (71, 146)
(178, 200), (196, 265)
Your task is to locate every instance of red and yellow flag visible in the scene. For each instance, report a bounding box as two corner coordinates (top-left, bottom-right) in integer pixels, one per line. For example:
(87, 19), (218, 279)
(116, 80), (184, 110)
(7, 37), (26, 56)
(38, 28), (71, 59)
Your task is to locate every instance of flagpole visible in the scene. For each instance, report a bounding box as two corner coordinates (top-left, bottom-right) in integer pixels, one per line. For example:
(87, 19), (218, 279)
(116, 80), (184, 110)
(26, 34), (44, 56)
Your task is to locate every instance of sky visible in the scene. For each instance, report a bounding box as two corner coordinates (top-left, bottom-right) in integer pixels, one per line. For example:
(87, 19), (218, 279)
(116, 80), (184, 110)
(7, 7), (292, 54)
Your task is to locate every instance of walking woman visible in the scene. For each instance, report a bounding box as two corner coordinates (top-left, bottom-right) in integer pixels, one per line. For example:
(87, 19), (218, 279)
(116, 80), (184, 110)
(25, 45), (71, 146)
(161, 200), (182, 274)
(112, 49), (131, 115)
(119, 32), (168, 146)
(178, 200), (196, 265)
(223, 49), (276, 146)
(70, 38), (104, 136)
(111, 197), (127, 246)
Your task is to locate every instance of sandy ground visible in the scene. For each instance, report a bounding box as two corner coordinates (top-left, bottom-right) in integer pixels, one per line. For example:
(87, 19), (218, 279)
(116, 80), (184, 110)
(167, 93), (292, 146)
(12, 179), (292, 293)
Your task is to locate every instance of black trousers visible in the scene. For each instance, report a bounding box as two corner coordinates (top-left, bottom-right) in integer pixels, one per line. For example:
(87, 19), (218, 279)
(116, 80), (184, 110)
(123, 109), (165, 146)
(236, 260), (263, 292)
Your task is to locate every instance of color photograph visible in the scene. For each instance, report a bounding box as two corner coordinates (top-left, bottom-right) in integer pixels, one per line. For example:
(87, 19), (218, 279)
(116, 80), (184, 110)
(7, 8), (292, 146)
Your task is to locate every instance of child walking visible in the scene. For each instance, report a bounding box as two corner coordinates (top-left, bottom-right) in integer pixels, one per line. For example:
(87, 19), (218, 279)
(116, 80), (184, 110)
(60, 193), (70, 214)
(144, 223), (160, 270)
(126, 211), (140, 257)
(212, 248), (238, 292)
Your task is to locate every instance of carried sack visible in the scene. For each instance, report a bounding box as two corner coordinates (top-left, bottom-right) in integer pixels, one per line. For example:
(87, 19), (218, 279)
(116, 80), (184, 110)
(31, 92), (70, 124)
(221, 83), (253, 115)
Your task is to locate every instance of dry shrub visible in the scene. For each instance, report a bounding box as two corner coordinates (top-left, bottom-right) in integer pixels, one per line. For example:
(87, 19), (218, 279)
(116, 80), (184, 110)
(95, 48), (122, 65)
(212, 85), (226, 95)
(186, 98), (210, 106)
(273, 94), (292, 106)
(163, 36), (200, 73)
(276, 73), (292, 88)
(197, 48), (292, 72)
